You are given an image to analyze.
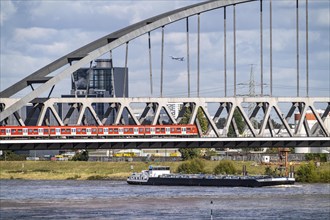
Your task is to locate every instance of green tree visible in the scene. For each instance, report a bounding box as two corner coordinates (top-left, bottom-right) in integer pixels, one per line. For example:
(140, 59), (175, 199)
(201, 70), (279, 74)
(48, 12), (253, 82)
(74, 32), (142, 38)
(204, 149), (217, 158)
(228, 109), (245, 137)
(71, 150), (89, 161)
(179, 148), (200, 160)
(296, 162), (319, 183)
(264, 166), (279, 177)
(177, 158), (205, 174)
(305, 153), (327, 162)
(178, 106), (209, 160)
(196, 108), (208, 134)
(0, 151), (26, 161)
(213, 160), (236, 175)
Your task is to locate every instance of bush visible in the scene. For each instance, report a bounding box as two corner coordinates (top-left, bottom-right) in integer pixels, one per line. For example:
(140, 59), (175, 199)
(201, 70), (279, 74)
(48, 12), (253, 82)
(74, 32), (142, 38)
(305, 153), (327, 162)
(70, 150), (89, 161)
(296, 162), (319, 183)
(177, 158), (205, 174)
(319, 170), (330, 183)
(264, 166), (280, 177)
(179, 148), (201, 160)
(213, 160), (236, 175)
(0, 151), (26, 161)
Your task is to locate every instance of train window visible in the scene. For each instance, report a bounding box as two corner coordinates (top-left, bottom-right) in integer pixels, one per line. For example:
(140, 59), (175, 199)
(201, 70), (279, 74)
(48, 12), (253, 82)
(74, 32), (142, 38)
(77, 129), (81, 132)
(124, 128), (128, 132)
(177, 128), (181, 132)
(92, 128), (97, 132)
(99, 128), (103, 132)
(44, 129), (49, 133)
(146, 128), (150, 132)
(0, 129), (4, 134)
(114, 129), (118, 132)
(34, 129), (38, 133)
(161, 128), (165, 132)
(62, 129), (65, 132)
(82, 129), (86, 132)
(29, 129), (33, 133)
(139, 128), (144, 132)
(109, 129), (113, 132)
(156, 128), (160, 132)
(12, 129), (16, 133)
(171, 128), (175, 132)
(66, 129), (70, 132)
(187, 128), (191, 131)
(51, 129), (55, 133)
(129, 128), (133, 132)
(18, 129), (22, 133)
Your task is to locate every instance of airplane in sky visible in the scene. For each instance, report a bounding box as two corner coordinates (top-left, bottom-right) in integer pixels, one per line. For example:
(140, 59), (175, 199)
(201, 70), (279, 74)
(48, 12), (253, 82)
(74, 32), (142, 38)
(170, 56), (184, 61)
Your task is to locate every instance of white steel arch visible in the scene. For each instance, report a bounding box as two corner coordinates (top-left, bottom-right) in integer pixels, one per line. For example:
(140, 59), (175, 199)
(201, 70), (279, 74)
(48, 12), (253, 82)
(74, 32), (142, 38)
(0, 0), (254, 122)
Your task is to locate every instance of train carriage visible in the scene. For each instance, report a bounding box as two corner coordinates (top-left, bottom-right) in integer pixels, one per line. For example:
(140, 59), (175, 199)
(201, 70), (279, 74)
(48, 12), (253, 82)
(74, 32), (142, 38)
(144, 124), (198, 136)
(98, 125), (145, 137)
(0, 126), (49, 138)
(48, 126), (98, 137)
(0, 124), (199, 139)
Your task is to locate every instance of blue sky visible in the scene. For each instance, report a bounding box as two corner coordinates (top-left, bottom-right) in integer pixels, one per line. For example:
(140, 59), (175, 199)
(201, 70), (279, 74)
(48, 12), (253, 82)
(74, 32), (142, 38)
(0, 0), (329, 98)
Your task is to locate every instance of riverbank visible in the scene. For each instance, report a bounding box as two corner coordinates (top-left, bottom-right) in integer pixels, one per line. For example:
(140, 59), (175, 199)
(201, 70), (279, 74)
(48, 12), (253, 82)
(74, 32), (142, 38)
(1, 161), (329, 182)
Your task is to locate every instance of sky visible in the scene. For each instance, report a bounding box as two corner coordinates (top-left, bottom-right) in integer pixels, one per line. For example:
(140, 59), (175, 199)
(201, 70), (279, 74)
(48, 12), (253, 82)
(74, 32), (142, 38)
(0, 0), (329, 99)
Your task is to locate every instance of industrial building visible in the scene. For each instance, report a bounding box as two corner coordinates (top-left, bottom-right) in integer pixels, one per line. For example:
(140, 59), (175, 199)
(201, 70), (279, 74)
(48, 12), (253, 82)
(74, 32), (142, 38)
(294, 110), (330, 153)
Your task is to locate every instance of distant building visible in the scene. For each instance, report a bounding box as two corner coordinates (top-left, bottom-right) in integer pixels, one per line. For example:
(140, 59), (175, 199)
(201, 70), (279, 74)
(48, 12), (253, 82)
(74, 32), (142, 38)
(71, 59), (128, 98)
(60, 59), (128, 124)
(294, 109), (330, 154)
(167, 103), (183, 119)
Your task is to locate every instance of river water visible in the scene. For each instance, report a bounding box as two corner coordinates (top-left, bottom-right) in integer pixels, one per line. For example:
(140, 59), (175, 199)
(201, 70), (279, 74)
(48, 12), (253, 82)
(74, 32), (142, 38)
(0, 180), (329, 219)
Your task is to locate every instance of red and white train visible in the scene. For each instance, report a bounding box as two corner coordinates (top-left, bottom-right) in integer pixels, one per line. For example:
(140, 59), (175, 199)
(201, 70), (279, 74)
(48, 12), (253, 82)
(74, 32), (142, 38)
(0, 124), (198, 139)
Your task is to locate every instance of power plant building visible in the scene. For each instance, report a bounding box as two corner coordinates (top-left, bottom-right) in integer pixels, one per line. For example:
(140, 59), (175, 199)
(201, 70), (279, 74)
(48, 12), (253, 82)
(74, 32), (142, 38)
(60, 59), (128, 125)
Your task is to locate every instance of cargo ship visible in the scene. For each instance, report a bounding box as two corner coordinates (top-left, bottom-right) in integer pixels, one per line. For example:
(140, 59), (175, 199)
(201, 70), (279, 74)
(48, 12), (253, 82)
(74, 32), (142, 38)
(127, 166), (295, 187)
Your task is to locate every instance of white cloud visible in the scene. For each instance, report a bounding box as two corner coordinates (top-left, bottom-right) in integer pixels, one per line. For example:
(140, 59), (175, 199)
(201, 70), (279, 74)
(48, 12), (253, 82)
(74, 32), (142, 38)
(0, 0), (16, 26)
(0, 0), (329, 99)
(315, 8), (330, 27)
(14, 27), (57, 41)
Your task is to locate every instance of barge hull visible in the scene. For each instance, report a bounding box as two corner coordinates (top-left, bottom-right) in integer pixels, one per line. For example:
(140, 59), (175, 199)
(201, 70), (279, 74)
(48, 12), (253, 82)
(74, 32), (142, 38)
(127, 177), (295, 187)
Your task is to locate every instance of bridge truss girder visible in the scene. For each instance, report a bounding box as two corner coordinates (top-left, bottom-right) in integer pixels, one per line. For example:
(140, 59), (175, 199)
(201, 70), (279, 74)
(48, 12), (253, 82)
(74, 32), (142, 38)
(1, 97), (329, 138)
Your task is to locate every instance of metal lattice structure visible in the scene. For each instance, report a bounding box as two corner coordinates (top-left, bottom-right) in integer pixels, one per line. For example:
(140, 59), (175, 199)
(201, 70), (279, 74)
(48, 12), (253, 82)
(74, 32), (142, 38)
(1, 0), (329, 149)
(1, 97), (329, 138)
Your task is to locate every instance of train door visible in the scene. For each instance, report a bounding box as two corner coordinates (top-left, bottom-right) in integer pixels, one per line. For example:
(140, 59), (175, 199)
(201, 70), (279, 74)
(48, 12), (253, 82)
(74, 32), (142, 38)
(165, 127), (170, 135)
(71, 128), (76, 135)
(6, 128), (11, 136)
(118, 128), (124, 135)
(55, 128), (61, 136)
(22, 128), (28, 136)
(104, 128), (108, 135)
(150, 127), (155, 135)
(86, 128), (91, 135)
(38, 128), (44, 136)
(182, 127), (186, 135)
(134, 127), (139, 135)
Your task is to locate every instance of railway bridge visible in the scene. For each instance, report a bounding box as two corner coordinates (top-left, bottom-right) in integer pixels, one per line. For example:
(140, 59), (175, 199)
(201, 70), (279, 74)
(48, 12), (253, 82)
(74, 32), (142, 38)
(1, 0), (329, 150)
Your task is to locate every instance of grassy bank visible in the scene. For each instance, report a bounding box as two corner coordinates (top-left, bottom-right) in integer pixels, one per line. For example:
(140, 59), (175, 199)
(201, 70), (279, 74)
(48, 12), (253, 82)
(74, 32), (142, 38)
(0, 160), (329, 182)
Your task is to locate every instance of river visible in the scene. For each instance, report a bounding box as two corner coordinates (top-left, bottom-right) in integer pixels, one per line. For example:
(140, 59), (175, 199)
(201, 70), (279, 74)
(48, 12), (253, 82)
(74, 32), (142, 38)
(0, 180), (329, 219)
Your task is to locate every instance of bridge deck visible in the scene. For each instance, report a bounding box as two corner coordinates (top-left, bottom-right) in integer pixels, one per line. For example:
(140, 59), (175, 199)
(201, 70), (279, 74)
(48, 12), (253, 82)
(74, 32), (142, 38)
(1, 137), (329, 150)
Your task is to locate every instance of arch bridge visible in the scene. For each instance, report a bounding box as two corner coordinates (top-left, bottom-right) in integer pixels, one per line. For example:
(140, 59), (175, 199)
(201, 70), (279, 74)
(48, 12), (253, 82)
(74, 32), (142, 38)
(1, 0), (329, 149)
